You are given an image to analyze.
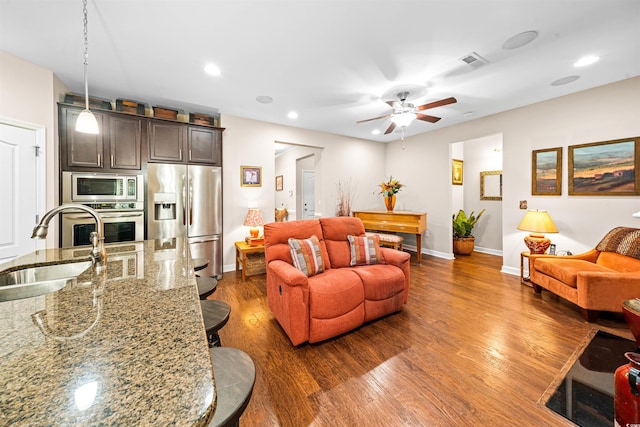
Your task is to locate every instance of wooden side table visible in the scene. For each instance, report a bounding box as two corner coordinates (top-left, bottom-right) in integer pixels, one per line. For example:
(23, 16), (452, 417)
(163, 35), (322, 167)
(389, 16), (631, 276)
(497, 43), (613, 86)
(520, 251), (532, 286)
(235, 241), (265, 281)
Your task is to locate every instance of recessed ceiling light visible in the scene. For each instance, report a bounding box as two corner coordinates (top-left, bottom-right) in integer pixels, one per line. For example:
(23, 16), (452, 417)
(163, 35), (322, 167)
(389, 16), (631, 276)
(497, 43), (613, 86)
(574, 55), (600, 67)
(551, 75), (580, 86)
(287, 111), (298, 119)
(502, 30), (539, 50)
(204, 64), (221, 76)
(256, 95), (273, 104)
(371, 129), (380, 135)
(463, 111), (474, 118)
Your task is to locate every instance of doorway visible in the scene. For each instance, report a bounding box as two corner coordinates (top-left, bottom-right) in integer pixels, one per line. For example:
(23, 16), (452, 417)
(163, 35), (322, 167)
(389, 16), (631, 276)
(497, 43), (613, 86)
(274, 142), (323, 220)
(301, 170), (315, 219)
(0, 121), (46, 263)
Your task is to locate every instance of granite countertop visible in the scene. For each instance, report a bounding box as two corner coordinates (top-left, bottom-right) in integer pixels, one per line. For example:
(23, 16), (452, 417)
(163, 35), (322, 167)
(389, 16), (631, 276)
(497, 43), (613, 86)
(0, 238), (215, 426)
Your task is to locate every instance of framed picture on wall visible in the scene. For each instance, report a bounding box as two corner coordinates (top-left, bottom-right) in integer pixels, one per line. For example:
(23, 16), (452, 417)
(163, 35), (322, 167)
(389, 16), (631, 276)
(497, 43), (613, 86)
(275, 175), (283, 191)
(452, 159), (463, 185)
(532, 147), (562, 195)
(568, 137), (640, 195)
(241, 166), (262, 187)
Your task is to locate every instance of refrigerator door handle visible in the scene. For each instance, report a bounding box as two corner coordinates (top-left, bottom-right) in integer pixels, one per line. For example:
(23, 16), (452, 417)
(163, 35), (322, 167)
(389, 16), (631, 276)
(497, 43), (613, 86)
(189, 176), (194, 226)
(182, 174), (187, 226)
(189, 236), (220, 244)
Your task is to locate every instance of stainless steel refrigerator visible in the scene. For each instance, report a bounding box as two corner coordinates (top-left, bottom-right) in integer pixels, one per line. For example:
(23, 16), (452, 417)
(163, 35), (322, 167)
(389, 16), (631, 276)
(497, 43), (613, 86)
(147, 163), (222, 278)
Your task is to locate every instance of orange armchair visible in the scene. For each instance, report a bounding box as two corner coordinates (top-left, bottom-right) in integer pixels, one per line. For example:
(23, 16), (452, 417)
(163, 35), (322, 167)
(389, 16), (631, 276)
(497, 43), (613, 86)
(529, 227), (640, 321)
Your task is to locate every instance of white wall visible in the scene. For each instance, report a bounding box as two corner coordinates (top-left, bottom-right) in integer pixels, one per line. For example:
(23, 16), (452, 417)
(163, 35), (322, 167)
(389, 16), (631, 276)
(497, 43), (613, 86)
(386, 76), (640, 274)
(0, 50), (68, 247)
(220, 114), (385, 271)
(462, 134), (503, 253)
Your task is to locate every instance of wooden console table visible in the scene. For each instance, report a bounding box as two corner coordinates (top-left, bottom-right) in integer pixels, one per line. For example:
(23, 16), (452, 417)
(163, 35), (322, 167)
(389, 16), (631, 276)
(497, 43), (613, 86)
(352, 210), (427, 264)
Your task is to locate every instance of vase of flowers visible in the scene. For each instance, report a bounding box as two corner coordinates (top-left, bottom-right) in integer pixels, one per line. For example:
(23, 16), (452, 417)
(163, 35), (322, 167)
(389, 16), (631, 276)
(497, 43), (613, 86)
(379, 176), (403, 212)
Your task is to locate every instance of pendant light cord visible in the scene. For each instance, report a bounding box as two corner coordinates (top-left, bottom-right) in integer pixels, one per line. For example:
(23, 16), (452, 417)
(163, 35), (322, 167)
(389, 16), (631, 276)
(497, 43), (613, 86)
(82, 0), (90, 111)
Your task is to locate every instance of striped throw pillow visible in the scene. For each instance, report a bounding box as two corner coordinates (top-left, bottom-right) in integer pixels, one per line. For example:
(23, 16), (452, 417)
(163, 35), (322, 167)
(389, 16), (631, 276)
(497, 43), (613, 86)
(348, 234), (383, 266)
(288, 235), (325, 277)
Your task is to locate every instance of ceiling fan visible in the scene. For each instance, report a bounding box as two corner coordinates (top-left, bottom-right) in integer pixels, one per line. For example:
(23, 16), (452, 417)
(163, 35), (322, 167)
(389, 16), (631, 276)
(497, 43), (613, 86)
(357, 91), (457, 135)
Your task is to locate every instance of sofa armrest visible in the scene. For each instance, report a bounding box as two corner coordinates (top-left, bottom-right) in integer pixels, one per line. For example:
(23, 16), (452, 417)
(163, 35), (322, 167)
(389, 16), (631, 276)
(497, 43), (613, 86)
(577, 270), (640, 310)
(267, 259), (309, 287)
(380, 247), (411, 304)
(381, 247), (411, 268)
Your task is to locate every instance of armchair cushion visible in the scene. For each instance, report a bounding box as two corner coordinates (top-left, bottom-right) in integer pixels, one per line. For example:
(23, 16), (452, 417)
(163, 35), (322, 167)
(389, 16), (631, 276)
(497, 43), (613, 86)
(534, 258), (615, 288)
(347, 234), (384, 266)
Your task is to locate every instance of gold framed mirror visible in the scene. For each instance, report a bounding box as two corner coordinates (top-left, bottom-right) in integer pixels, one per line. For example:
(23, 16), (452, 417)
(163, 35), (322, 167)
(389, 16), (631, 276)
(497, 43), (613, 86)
(480, 170), (502, 200)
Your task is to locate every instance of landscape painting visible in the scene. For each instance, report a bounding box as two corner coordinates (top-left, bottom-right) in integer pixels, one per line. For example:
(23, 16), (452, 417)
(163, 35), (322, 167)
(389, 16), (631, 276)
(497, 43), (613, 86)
(532, 147), (562, 195)
(568, 138), (640, 195)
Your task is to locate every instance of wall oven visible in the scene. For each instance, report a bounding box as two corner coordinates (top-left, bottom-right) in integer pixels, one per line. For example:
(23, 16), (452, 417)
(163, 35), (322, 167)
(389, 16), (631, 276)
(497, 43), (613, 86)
(61, 172), (144, 247)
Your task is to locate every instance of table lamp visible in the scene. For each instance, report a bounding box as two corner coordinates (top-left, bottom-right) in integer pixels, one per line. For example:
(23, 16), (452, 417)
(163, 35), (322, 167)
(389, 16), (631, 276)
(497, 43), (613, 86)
(243, 208), (264, 243)
(517, 209), (558, 254)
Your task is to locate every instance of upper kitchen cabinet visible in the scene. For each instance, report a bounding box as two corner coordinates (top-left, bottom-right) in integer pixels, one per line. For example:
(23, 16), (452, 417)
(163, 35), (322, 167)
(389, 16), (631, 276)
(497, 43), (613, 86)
(148, 121), (186, 163)
(148, 122), (222, 165)
(60, 106), (106, 169)
(187, 127), (221, 165)
(109, 116), (142, 169)
(59, 104), (142, 171)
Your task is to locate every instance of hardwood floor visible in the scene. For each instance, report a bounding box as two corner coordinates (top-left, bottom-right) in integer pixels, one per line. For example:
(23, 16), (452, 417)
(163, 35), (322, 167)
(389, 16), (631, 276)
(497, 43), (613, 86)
(209, 251), (630, 426)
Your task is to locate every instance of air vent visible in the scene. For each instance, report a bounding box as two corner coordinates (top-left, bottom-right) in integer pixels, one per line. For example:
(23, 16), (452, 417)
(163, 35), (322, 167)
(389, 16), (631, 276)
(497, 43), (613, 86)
(460, 52), (488, 67)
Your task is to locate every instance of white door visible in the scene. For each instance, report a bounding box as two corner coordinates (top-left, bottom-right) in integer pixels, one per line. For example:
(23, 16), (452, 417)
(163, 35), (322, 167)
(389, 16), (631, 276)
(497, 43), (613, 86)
(302, 170), (315, 219)
(0, 123), (44, 263)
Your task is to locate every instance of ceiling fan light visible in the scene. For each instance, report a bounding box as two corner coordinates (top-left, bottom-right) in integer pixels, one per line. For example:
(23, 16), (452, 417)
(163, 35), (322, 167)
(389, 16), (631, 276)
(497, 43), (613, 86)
(76, 109), (99, 134)
(390, 112), (416, 128)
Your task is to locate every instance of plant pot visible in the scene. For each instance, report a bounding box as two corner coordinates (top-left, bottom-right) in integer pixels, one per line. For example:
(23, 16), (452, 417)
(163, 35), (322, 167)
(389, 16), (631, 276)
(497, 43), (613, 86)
(453, 237), (475, 255)
(384, 195), (396, 212)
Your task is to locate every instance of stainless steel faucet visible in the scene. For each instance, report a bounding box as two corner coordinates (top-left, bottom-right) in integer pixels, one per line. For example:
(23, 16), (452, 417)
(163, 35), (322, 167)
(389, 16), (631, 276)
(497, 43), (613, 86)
(32, 203), (107, 266)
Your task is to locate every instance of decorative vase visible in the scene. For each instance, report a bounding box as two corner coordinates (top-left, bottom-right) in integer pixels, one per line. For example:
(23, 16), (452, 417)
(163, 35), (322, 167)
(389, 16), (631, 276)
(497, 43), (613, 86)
(615, 352), (640, 426)
(453, 237), (475, 255)
(384, 195), (396, 212)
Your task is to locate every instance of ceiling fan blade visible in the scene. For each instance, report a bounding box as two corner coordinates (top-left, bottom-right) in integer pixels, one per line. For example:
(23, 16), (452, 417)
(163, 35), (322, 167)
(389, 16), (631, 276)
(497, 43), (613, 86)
(356, 114), (390, 124)
(416, 113), (441, 123)
(384, 122), (397, 135)
(416, 97), (457, 111)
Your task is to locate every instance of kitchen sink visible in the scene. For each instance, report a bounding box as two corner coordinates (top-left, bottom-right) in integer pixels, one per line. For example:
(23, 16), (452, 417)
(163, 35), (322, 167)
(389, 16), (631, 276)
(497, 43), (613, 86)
(0, 261), (93, 302)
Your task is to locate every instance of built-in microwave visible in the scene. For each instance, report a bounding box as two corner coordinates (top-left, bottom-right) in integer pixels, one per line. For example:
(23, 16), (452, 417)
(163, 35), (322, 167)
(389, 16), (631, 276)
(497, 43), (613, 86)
(62, 172), (143, 204)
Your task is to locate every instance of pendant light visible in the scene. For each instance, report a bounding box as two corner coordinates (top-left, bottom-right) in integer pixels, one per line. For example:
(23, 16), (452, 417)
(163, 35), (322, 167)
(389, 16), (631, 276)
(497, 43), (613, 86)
(75, 0), (99, 134)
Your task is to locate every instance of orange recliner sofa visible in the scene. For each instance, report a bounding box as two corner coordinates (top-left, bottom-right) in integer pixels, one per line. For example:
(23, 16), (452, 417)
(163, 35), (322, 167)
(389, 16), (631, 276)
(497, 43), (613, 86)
(529, 227), (640, 321)
(264, 217), (411, 345)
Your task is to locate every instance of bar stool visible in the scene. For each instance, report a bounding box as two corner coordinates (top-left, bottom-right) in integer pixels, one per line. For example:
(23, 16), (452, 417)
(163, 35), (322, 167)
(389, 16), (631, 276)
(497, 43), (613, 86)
(208, 347), (256, 427)
(201, 300), (231, 347)
(193, 258), (209, 272)
(197, 276), (218, 300)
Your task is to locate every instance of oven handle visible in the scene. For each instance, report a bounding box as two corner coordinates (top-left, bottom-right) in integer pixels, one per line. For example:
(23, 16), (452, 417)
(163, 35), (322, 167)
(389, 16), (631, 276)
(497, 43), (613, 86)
(64, 212), (144, 220)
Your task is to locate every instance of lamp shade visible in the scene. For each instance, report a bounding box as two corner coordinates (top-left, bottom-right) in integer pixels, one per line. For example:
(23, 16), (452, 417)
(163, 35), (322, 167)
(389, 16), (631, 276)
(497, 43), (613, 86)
(517, 210), (558, 234)
(76, 109), (99, 134)
(243, 208), (264, 239)
(243, 208), (264, 227)
(517, 209), (558, 254)
(390, 112), (416, 128)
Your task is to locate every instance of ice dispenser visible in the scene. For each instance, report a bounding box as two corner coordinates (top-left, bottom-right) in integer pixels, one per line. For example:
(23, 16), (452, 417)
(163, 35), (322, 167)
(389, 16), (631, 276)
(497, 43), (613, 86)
(154, 193), (176, 220)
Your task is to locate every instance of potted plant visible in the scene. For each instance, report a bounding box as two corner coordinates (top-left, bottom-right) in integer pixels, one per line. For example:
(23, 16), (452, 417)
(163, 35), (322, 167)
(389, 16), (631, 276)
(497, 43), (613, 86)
(452, 209), (485, 255)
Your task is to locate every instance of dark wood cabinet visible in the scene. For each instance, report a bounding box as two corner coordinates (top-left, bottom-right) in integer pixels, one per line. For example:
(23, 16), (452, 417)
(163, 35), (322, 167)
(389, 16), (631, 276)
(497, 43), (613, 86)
(60, 103), (223, 172)
(109, 116), (142, 170)
(148, 122), (186, 162)
(61, 107), (106, 169)
(60, 105), (142, 171)
(188, 127), (221, 165)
